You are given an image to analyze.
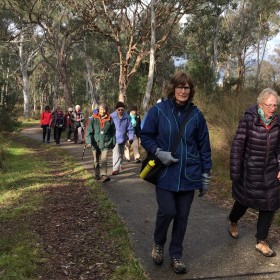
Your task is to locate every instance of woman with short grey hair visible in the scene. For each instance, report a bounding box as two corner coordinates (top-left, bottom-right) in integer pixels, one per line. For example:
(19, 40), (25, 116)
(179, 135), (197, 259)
(229, 87), (280, 257)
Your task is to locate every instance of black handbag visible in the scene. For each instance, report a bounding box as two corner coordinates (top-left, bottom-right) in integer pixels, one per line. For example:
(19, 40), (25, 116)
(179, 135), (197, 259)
(140, 104), (193, 185)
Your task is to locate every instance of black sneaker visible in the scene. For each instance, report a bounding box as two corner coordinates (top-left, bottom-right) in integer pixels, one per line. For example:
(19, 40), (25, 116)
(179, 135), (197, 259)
(170, 257), (187, 274)
(93, 175), (101, 180)
(152, 244), (164, 265)
(135, 158), (141, 163)
(100, 175), (110, 183)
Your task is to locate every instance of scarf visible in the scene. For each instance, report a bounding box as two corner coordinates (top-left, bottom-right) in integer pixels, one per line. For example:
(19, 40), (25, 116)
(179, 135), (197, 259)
(130, 113), (137, 127)
(257, 107), (276, 126)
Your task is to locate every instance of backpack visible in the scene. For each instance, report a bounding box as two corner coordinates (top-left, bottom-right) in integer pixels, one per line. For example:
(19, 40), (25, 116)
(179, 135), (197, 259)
(56, 113), (64, 128)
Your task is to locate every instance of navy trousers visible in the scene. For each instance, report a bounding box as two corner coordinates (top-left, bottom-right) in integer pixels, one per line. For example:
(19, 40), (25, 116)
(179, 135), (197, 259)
(154, 188), (194, 258)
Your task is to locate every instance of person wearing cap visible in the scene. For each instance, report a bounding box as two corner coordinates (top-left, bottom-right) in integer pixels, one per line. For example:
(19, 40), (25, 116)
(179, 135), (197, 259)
(40, 105), (52, 143)
(65, 107), (73, 142)
(110, 101), (134, 175)
(124, 105), (142, 163)
(86, 103), (115, 183)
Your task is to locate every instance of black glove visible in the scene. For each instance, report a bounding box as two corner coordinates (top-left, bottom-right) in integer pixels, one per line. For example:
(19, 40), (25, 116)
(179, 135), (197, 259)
(129, 139), (133, 145)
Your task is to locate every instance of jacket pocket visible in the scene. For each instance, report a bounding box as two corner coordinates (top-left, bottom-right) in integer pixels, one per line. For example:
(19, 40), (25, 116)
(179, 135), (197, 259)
(185, 152), (201, 180)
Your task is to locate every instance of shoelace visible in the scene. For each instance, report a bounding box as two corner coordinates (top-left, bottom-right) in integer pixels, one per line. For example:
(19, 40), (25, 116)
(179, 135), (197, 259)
(172, 258), (183, 265)
(155, 245), (163, 254)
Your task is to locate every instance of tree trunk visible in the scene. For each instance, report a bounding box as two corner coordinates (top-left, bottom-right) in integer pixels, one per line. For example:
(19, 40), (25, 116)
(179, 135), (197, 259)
(22, 66), (30, 118)
(236, 51), (245, 94)
(58, 53), (72, 108)
(18, 34), (30, 118)
(118, 61), (128, 103)
(85, 57), (99, 107)
(142, 0), (156, 112)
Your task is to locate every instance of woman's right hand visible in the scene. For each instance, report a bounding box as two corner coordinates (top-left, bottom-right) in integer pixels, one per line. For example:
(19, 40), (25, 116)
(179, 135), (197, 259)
(155, 148), (179, 166)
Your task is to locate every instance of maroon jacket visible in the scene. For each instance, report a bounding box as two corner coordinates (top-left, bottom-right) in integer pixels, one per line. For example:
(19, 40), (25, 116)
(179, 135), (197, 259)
(230, 105), (280, 211)
(65, 112), (73, 127)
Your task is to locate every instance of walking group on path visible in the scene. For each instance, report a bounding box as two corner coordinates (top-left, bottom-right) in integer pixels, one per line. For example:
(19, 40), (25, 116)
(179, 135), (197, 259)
(38, 70), (280, 277)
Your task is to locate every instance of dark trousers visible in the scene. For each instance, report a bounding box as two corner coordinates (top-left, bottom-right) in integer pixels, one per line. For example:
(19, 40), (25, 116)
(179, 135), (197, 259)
(42, 125), (51, 142)
(229, 200), (275, 242)
(154, 188), (194, 258)
(54, 127), (63, 144)
(66, 126), (72, 140)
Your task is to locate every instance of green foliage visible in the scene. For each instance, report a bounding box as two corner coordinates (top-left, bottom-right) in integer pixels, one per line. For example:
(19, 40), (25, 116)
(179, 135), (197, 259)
(187, 60), (217, 93)
(0, 79), (20, 132)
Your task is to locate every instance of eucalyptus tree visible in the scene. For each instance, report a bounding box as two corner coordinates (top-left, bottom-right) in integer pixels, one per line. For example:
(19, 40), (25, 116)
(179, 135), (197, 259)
(0, 7), (21, 127)
(82, 32), (119, 109)
(6, 0), (91, 108)
(142, 0), (155, 111)
(77, 0), (203, 103)
(0, 1), (44, 117)
(183, 0), (232, 93)
(223, 0), (280, 93)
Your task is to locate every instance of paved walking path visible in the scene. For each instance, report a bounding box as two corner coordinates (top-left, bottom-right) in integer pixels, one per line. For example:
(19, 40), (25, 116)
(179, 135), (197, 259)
(21, 126), (280, 280)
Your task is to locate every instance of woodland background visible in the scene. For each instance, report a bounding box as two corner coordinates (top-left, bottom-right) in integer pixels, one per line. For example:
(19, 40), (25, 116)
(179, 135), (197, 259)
(1, 0), (280, 140)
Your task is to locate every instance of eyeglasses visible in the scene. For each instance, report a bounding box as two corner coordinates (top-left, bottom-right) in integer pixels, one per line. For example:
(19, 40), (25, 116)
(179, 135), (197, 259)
(176, 86), (190, 91)
(263, 103), (278, 109)
(117, 108), (124, 112)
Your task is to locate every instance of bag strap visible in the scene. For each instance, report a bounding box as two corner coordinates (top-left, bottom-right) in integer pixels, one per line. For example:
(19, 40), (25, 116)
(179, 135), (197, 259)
(170, 104), (193, 155)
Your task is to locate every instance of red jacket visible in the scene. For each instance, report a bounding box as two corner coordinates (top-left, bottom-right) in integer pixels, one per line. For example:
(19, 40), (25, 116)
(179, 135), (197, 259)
(40, 111), (52, 125)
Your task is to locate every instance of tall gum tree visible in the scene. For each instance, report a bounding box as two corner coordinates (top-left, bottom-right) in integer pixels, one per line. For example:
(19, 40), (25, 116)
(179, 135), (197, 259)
(26, 0), (89, 107)
(78, 0), (201, 103)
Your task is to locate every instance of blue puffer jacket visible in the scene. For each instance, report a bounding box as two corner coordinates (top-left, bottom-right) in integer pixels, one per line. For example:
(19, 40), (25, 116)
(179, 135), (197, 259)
(140, 98), (212, 192)
(110, 110), (134, 144)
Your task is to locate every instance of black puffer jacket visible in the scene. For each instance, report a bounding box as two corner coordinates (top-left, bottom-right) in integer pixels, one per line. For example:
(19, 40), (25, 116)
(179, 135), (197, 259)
(230, 105), (280, 211)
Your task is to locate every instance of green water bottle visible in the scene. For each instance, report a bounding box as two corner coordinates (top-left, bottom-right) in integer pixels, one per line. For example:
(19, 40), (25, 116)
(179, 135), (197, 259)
(140, 160), (155, 179)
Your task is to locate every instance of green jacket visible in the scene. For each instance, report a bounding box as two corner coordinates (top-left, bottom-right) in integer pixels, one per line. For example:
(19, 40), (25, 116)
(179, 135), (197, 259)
(86, 114), (116, 151)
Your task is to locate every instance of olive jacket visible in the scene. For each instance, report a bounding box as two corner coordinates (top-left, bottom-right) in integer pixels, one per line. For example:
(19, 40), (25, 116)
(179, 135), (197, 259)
(86, 114), (116, 151)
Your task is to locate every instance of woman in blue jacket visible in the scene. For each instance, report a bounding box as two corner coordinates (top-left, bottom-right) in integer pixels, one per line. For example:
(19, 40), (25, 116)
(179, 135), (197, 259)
(140, 71), (212, 274)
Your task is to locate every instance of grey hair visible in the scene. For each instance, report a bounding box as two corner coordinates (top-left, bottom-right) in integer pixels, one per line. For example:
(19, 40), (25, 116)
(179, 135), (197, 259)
(99, 103), (108, 111)
(257, 88), (280, 105)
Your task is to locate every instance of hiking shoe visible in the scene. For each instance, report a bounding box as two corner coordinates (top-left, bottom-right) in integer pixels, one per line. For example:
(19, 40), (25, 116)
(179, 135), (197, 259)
(170, 257), (187, 274)
(67, 139), (71, 142)
(256, 241), (276, 257)
(135, 158), (141, 163)
(228, 217), (239, 239)
(112, 171), (119, 175)
(100, 175), (110, 183)
(151, 244), (164, 265)
(93, 175), (101, 180)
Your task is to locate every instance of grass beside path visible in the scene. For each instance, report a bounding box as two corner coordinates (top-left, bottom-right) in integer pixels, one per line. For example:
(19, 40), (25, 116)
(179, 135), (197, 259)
(0, 131), (148, 280)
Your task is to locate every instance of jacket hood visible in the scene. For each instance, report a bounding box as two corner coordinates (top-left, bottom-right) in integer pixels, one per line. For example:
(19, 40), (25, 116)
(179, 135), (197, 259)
(244, 104), (257, 116)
